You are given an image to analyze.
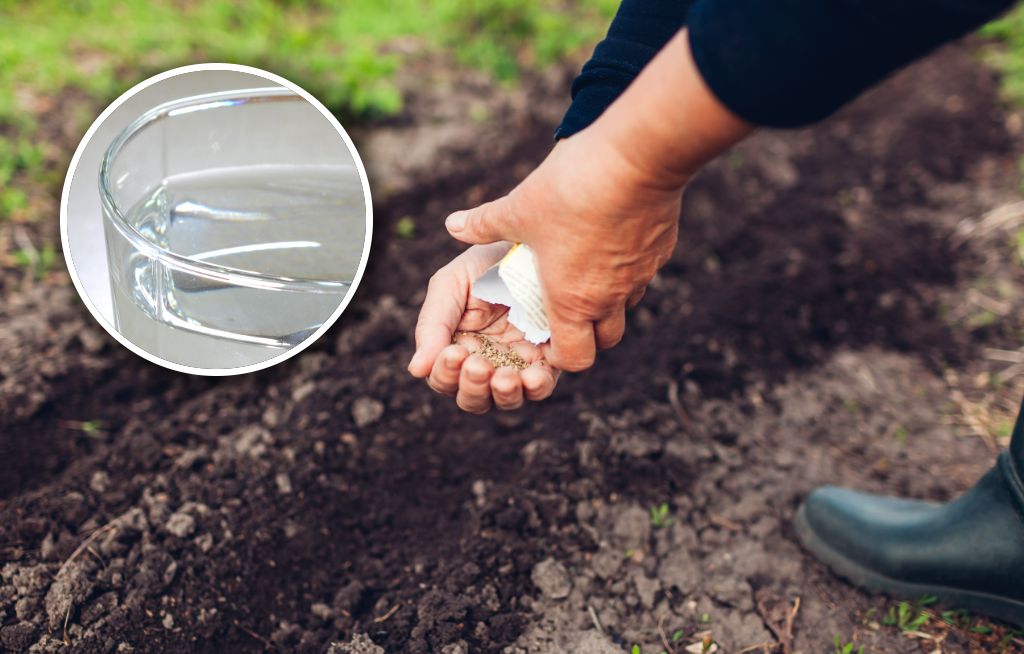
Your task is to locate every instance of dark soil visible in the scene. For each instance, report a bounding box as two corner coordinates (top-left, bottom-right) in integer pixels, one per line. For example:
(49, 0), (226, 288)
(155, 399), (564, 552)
(2, 41), (1024, 654)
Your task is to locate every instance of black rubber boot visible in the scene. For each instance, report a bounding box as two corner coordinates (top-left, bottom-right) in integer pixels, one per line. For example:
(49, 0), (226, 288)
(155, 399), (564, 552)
(794, 397), (1024, 627)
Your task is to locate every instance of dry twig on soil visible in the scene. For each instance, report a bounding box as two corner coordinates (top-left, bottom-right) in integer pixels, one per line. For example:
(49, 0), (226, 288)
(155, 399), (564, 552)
(657, 614), (676, 654)
(667, 378), (695, 432)
(587, 604), (605, 634)
(373, 603), (402, 623)
(756, 595), (801, 654)
(232, 619), (278, 651)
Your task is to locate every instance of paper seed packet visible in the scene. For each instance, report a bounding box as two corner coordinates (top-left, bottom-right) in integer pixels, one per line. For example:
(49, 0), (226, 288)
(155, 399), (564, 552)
(471, 244), (551, 344)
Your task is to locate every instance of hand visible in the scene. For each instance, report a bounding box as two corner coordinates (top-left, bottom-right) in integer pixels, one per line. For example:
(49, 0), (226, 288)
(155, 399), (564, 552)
(407, 243), (561, 414)
(444, 134), (685, 373)
(442, 30), (750, 374)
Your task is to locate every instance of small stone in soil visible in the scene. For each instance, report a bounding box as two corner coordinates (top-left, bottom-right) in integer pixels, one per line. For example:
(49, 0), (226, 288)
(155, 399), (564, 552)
(165, 512), (195, 538)
(441, 642), (468, 654)
(351, 397), (385, 428)
(330, 633), (385, 654)
(275, 472), (293, 494)
(310, 603), (333, 621)
(531, 558), (572, 600)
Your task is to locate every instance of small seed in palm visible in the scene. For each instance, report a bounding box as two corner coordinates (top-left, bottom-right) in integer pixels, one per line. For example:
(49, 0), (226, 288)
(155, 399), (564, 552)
(454, 332), (528, 370)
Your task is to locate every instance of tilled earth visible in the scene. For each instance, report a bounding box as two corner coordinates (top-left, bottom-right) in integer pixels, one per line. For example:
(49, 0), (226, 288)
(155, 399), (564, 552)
(2, 42), (1024, 654)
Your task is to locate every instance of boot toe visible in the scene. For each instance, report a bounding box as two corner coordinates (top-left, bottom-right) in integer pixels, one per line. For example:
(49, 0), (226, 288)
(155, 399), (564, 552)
(798, 485), (937, 579)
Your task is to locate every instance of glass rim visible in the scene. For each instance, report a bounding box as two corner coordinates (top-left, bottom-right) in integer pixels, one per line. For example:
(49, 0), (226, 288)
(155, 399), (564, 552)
(99, 87), (353, 294)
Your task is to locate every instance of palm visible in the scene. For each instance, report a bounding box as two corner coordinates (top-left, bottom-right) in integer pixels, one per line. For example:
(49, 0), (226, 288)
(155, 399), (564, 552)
(409, 243), (560, 412)
(452, 297), (551, 370)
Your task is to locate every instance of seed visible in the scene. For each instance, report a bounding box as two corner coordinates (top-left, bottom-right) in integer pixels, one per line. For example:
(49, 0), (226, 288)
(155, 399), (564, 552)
(454, 332), (529, 370)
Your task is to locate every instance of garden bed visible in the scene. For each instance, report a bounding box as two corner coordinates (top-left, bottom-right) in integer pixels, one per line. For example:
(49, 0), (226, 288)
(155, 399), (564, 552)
(2, 42), (1024, 653)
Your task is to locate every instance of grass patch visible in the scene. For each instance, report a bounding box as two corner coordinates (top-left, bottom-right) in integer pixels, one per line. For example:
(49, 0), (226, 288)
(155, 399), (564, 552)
(1, 0), (616, 125)
(649, 502), (671, 528)
(883, 597), (932, 633)
(983, 6), (1024, 106)
(0, 0), (617, 242)
(832, 634), (863, 654)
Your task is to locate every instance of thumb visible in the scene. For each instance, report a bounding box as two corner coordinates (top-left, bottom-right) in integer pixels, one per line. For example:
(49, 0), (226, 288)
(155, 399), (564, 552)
(446, 196), (520, 245)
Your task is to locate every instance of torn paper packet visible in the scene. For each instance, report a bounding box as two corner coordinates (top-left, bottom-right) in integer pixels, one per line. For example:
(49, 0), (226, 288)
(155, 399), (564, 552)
(471, 244), (551, 344)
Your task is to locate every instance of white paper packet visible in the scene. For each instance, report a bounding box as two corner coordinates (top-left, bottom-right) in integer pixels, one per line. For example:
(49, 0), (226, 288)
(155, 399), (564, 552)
(471, 244), (551, 344)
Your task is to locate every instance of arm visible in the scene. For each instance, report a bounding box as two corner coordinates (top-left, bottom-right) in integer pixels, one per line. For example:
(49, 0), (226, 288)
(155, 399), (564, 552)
(410, 30), (743, 414)
(413, 0), (1017, 410)
(444, 30), (750, 372)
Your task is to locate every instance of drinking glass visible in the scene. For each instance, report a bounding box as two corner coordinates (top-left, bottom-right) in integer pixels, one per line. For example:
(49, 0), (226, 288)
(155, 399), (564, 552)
(100, 88), (365, 369)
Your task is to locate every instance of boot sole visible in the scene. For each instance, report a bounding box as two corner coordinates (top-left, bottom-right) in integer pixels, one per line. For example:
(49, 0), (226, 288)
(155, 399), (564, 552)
(794, 505), (1024, 628)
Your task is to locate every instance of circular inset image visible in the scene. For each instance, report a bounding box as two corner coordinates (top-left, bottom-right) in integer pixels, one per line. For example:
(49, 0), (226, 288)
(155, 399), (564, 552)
(61, 64), (372, 375)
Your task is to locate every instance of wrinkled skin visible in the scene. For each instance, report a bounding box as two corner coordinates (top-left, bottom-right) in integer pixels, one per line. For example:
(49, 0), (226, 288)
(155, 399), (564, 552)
(444, 136), (685, 372)
(408, 243), (560, 414)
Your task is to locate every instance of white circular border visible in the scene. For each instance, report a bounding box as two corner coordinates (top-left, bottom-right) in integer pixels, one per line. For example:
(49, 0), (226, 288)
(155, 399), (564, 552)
(59, 63), (374, 377)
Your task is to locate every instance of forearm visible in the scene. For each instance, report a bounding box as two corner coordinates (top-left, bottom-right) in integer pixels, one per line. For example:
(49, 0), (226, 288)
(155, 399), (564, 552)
(586, 30), (753, 189)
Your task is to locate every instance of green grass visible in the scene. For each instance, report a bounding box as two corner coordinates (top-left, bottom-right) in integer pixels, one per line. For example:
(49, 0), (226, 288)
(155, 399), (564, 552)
(832, 634), (864, 654)
(1, 0), (616, 125)
(983, 6), (1024, 106)
(394, 216), (417, 240)
(882, 596), (936, 633)
(0, 0), (617, 237)
(649, 502), (671, 528)
(11, 243), (56, 280)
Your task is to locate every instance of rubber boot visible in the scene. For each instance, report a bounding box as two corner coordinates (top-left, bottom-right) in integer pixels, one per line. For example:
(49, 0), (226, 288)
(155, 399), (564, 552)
(794, 396), (1024, 626)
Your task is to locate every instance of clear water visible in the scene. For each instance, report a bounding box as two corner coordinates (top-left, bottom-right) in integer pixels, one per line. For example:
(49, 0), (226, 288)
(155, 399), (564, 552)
(106, 164), (364, 369)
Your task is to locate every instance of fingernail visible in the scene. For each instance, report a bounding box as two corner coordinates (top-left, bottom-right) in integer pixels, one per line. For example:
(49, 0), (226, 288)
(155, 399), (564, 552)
(407, 352), (421, 374)
(446, 212), (466, 232)
(445, 352), (461, 370)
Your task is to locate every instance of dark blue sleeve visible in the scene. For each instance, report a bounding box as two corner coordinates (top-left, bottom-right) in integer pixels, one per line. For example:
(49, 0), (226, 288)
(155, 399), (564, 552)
(558, 0), (1015, 136)
(688, 0), (1016, 127)
(554, 0), (693, 139)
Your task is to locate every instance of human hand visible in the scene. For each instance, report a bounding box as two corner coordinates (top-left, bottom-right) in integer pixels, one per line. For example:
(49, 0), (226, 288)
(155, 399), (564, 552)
(407, 243), (561, 414)
(442, 30), (751, 374)
(443, 133), (686, 373)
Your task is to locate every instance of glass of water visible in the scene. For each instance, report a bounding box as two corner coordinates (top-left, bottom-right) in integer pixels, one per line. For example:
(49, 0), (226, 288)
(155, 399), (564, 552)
(100, 88), (366, 370)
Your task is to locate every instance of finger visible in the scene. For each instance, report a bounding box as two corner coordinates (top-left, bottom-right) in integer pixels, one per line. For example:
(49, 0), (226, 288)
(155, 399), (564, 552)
(522, 361), (558, 402)
(491, 368), (524, 411)
(627, 286), (646, 309)
(445, 195), (521, 245)
(458, 299), (509, 333)
(409, 269), (465, 378)
(547, 317), (597, 372)
(427, 345), (469, 396)
(456, 354), (495, 414)
(594, 309), (626, 350)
